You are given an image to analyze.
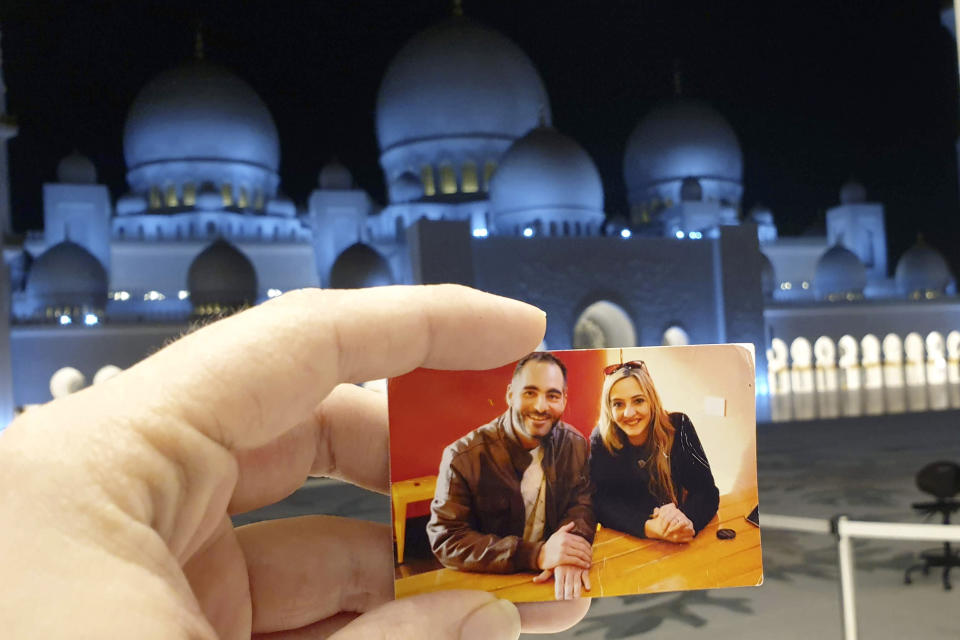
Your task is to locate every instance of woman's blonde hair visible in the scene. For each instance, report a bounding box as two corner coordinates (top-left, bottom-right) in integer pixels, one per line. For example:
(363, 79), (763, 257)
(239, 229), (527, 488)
(598, 364), (677, 504)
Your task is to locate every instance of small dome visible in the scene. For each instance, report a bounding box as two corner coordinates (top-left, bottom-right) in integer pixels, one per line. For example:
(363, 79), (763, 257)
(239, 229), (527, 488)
(895, 238), (954, 298)
(489, 126), (603, 224)
(759, 252), (776, 299)
(57, 151), (97, 184)
(624, 100), (743, 207)
(318, 160), (353, 190)
(814, 244), (867, 300)
(376, 17), (549, 153)
(124, 61), (280, 194)
(840, 180), (867, 205)
(680, 177), (703, 202)
(329, 243), (394, 289)
(749, 204), (774, 225)
(26, 241), (108, 311)
(187, 239), (258, 312)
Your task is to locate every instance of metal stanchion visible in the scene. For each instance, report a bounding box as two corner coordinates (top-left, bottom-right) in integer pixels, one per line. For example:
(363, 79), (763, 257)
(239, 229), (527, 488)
(834, 516), (858, 640)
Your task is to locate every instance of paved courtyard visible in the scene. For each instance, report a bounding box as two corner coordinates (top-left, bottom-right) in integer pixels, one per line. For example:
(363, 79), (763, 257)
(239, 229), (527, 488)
(235, 409), (960, 639)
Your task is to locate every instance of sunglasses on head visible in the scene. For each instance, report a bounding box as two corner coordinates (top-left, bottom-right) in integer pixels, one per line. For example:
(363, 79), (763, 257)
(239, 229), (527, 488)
(603, 360), (647, 376)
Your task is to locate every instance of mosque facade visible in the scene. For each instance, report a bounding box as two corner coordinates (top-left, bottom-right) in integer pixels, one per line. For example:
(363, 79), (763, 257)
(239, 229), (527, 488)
(3, 11), (960, 423)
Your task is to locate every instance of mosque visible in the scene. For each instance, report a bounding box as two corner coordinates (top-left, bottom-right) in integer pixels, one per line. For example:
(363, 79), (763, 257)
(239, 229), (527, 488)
(2, 8), (960, 423)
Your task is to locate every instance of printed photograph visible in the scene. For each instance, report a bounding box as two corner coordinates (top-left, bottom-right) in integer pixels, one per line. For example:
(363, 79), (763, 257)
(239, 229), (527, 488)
(388, 344), (762, 603)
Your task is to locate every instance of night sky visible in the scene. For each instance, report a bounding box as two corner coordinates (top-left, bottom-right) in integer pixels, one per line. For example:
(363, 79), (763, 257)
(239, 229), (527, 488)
(2, 1), (959, 273)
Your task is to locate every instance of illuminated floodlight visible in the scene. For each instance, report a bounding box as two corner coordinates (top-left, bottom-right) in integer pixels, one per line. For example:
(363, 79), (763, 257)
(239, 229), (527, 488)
(675, 230), (685, 239)
(178, 290), (190, 300)
(801, 281), (810, 290)
(689, 231), (702, 240)
(620, 228), (632, 239)
(144, 290), (166, 301)
(267, 288), (283, 298)
(472, 228), (489, 238)
(112, 290), (131, 302)
(84, 313), (99, 326)
(522, 227), (534, 238)
(59, 314), (72, 325)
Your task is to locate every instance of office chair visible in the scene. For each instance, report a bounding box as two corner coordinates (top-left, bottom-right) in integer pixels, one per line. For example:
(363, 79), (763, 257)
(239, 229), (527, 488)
(904, 460), (960, 590)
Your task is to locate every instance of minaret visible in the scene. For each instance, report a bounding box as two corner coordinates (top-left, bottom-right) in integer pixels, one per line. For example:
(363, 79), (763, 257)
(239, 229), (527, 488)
(0, 26), (17, 240)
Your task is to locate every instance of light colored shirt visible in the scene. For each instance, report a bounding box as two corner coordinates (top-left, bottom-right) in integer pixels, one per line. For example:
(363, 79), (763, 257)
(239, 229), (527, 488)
(521, 446), (547, 543)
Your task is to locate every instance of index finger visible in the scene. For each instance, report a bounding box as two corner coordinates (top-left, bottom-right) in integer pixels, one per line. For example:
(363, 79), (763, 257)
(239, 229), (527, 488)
(114, 285), (545, 451)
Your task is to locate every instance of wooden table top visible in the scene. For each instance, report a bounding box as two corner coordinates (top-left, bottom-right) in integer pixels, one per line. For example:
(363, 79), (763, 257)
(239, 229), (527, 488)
(395, 487), (763, 602)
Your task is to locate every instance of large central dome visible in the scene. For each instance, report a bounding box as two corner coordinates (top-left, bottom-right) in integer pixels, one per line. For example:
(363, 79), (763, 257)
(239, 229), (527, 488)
(123, 61), (280, 200)
(624, 100), (743, 210)
(376, 17), (550, 203)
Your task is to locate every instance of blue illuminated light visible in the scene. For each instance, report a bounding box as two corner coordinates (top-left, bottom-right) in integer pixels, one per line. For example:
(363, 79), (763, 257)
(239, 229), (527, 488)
(84, 313), (99, 326)
(620, 228), (632, 239)
(522, 227), (534, 238)
(59, 314), (72, 325)
(472, 228), (489, 238)
(675, 230), (685, 239)
(689, 231), (703, 240)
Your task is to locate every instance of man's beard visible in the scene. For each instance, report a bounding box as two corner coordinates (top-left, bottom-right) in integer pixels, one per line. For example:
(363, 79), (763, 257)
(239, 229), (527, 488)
(513, 408), (556, 441)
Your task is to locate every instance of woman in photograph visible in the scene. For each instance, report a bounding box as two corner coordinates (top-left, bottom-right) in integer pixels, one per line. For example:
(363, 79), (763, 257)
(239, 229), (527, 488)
(589, 361), (719, 543)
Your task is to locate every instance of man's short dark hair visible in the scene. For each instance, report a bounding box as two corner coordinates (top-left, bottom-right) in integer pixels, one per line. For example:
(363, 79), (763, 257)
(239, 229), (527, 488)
(513, 351), (568, 387)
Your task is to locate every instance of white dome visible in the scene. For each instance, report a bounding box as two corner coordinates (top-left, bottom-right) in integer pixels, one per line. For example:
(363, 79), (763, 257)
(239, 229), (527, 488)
(329, 243), (394, 289)
(124, 61), (280, 196)
(814, 244), (867, 300)
(319, 160), (353, 190)
(57, 151), (97, 184)
(376, 17), (550, 154)
(489, 126), (603, 231)
(895, 239), (954, 298)
(624, 100), (743, 207)
(840, 180), (867, 204)
(26, 241), (108, 310)
(188, 239), (258, 312)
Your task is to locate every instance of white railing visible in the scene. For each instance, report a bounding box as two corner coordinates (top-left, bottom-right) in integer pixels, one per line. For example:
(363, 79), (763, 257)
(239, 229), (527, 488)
(761, 513), (960, 640)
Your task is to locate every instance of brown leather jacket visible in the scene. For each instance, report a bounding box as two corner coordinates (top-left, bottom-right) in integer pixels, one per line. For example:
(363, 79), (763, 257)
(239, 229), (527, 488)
(426, 411), (595, 573)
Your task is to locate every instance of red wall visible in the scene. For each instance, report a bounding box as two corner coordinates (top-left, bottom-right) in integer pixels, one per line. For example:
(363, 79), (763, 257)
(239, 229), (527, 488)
(388, 350), (607, 516)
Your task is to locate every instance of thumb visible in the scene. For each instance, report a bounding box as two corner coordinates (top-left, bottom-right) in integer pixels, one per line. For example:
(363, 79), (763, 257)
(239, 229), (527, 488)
(330, 590), (520, 640)
(560, 521), (575, 532)
(532, 569), (553, 583)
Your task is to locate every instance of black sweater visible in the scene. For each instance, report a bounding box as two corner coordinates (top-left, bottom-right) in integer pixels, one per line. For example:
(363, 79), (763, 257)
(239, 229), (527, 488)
(588, 412), (719, 538)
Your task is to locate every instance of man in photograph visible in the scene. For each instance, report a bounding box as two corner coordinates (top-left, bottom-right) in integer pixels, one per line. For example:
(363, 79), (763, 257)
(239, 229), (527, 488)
(427, 352), (595, 599)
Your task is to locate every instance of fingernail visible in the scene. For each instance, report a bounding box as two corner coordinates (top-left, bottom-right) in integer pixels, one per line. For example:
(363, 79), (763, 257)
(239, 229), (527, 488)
(461, 599), (521, 640)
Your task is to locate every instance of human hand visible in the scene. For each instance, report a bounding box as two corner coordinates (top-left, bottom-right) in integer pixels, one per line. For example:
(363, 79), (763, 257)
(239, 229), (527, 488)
(646, 504), (694, 543)
(537, 522), (593, 571)
(533, 564), (592, 600)
(0, 285), (591, 639)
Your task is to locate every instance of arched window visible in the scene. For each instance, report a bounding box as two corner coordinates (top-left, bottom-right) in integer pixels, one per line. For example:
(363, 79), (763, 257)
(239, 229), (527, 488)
(253, 190), (265, 210)
(148, 187), (162, 210)
(439, 165), (457, 194)
(462, 162), (479, 193)
(183, 183), (196, 207)
(572, 301), (636, 349)
(420, 166), (436, 197)
(563, 221), (570, 236)
(237, 187), (249, 209)
(549, 221), (557, 236)
(165, 185), (178, 208)
(221, 183), (234, 207)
